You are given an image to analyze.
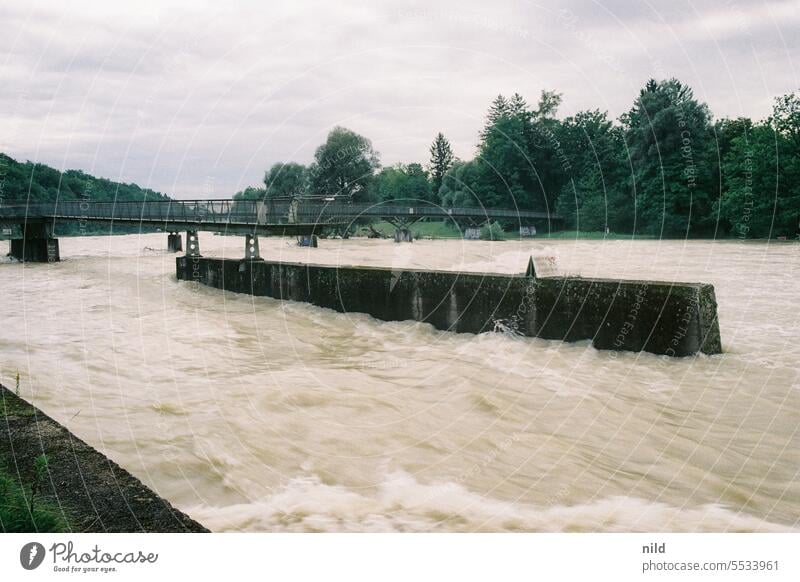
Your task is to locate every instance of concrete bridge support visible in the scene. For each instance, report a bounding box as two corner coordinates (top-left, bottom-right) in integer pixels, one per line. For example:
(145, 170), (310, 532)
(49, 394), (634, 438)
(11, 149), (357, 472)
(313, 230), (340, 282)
(8, 222), (59, 262)
(297, 235), (318, 247)
(167, 232), (183, 253)
(386, 216), (419, 243)
(463, 227), (481, 240)
(245, 234), (262, 260)
(394, 228), (413, 243)
(186, 230), (201, 257)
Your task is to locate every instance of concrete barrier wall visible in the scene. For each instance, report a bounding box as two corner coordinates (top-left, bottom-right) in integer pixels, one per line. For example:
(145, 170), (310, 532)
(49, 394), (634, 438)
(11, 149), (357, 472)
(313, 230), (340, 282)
(177, 257), (722, 356)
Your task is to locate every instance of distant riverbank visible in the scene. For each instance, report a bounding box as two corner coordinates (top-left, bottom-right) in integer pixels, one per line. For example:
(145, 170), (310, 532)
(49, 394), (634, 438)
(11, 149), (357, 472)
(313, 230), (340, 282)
(364, 221), (800, 241)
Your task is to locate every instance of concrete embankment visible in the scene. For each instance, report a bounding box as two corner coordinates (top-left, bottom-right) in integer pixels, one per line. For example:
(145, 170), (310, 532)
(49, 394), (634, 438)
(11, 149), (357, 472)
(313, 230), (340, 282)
(0, 384), (207, 532)
(177, 257), (722, 357)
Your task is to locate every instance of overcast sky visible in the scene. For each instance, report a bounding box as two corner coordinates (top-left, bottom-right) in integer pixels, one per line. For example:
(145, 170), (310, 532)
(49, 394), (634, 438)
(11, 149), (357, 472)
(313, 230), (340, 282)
(2, 0), (799, 198)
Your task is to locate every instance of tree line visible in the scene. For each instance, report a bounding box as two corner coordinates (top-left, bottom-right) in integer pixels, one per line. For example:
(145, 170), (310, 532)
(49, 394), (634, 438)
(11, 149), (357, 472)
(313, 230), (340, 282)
(0, 153), (169, 234)
(239, 79), (800, 239)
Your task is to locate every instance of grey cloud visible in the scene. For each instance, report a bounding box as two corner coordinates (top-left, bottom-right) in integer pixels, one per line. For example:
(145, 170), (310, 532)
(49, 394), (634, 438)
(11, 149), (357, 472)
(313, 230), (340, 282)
(1, 0), (797, 199)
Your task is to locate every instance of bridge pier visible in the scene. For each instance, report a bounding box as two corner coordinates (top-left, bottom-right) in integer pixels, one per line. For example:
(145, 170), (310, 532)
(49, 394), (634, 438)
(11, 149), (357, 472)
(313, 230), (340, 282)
(167, 232), (182, 253)
(394, 228), (413, 243)
(9, 222), (59, 263)
(185, 230), (201, 257)
(386, 217), (417, 243)
(297, 235), (318, 247)
(244, 233), (262, 260)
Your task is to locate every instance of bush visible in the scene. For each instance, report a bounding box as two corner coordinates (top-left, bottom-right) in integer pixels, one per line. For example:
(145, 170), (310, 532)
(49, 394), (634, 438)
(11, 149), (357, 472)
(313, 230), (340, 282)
(479, 221), (506, 241)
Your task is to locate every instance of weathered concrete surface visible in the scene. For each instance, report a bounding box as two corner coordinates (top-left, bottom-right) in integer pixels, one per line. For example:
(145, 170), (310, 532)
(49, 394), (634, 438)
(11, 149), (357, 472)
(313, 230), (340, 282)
(9, 237), (60, 262)
(0, 384), (208, 532)
(167, 232), (183, 253)
(176, 257), (722, 356)
(7, 221), (60, 263)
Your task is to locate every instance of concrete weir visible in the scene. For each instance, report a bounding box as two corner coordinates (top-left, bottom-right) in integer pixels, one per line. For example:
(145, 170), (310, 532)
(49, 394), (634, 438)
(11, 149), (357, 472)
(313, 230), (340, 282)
(176, 257), (722, 357)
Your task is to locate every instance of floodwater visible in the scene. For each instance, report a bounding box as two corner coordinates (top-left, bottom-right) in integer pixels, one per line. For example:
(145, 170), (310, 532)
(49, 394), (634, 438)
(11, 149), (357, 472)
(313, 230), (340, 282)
(0, 234), (798, 532)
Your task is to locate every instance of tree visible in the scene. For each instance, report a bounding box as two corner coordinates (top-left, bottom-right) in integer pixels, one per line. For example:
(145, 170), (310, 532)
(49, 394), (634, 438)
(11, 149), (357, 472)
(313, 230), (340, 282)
(0, 153), (169, 235)
(771, 92), (800, 149)
(622, 78), (715, 236)
(264, 162), (307, 198)
(480, 95), (511, 140)
(532, 90), (562, 119)
(555, 110), (631, 232)
(527, 90), (569, 212)
(719, 93), (800, 238)
(477, 107), (532, 208)
(376, 163), (433, 202)
(473, 90), (568, 212)
(307, 127), (380, 201)
(428, 133), (454, 197)
(438, 160), (483, 208)
(233, 186), (267, 200)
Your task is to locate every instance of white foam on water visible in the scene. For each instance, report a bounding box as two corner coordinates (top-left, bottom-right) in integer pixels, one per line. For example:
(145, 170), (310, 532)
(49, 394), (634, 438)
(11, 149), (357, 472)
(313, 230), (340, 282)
(185, 468), (797, 533)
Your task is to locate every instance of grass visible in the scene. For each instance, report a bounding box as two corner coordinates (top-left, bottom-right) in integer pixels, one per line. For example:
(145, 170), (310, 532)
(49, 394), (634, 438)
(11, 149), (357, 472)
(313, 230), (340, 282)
(0, 460), (66, 533)
(538, 230), (657, 240)
(0, 387), (67, 533)
(358, 222), (668, 241)
(364, 220), (463, 239)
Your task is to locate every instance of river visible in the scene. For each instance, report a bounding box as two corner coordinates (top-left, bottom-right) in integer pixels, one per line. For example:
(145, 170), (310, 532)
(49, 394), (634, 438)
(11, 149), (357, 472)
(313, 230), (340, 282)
(0, 234), (798, 532)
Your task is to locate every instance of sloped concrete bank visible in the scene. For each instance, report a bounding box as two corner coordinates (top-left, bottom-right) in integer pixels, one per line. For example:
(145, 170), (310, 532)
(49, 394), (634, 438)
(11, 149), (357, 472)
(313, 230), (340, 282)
(177, 257), (722, 356)
(0, 384), (207, 532)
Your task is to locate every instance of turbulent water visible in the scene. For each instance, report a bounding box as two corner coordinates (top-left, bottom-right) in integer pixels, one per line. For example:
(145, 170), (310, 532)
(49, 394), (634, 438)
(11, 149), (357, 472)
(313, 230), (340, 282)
(0, 233), (798, 532)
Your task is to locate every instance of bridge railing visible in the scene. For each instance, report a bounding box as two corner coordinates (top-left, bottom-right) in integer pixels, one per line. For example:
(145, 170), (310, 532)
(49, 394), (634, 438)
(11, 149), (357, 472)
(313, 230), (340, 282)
(0, 198), (558, 226)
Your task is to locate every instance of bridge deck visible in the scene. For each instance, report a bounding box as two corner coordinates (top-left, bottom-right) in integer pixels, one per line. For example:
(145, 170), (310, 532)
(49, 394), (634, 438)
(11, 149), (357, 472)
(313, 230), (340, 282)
(0, 198), (559, 235)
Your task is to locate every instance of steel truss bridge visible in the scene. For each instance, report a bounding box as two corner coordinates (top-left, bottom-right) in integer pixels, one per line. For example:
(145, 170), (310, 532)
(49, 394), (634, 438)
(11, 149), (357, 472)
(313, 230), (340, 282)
(0, 197), (559, 235)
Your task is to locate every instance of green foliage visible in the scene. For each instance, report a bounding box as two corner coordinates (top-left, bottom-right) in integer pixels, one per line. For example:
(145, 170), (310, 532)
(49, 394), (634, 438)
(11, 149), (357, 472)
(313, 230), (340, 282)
(366, 220), (461, 239)
(0, 466), (65, 533)
(376, 163), (432, 202)
(0, 153), (170, 235)
(622, 78), (715, 236)
(556, 110), (631, 232)
(771, 92), (800, 148)
(438, 160), (483, 208)
(8, 81), (797, 241)
(34, 455), (49, 485)
(539, 230), (654, 240)
(428, 132), (454, 196)
(264, 162), (307, 198)
(232, 186), (267, 201)
(453, 90), (571, 213)
(717, 95), (800, 238)
(440, 82), (798, 238)
(308, 127), (380, 201)
(479, 221), (506, 241)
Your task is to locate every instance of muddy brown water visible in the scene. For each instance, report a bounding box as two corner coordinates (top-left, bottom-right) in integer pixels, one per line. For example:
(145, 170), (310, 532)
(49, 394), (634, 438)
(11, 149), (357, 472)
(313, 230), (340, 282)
(0, 234), (797, 531)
